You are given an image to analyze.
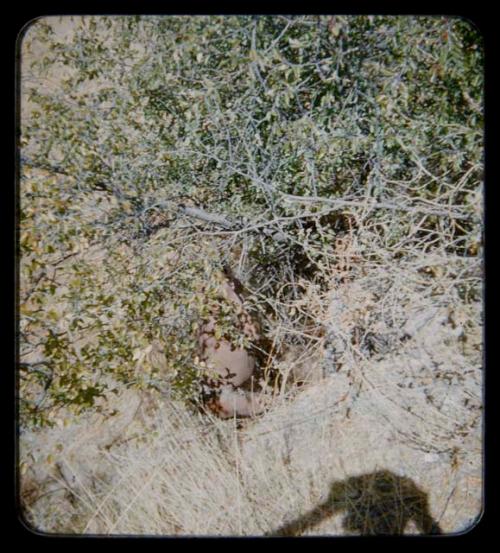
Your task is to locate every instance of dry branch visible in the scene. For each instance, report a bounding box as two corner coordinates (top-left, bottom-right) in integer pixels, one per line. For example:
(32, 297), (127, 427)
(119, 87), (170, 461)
(282, 194), (474, 221)
(179, 204), (289, 243)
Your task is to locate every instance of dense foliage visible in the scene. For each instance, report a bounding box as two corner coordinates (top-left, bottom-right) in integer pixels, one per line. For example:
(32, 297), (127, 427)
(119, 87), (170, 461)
(19, 15), (483, 427)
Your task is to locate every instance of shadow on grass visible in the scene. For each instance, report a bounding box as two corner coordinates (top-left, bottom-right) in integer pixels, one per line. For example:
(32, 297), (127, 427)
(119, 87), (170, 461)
(268, 469), (442, 536)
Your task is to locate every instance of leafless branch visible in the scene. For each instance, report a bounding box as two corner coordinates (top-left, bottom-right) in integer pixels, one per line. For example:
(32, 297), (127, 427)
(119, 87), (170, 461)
(282, 194), (473, 221)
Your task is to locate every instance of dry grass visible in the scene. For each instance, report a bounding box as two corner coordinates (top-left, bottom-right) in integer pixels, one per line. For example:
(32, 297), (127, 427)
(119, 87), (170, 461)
(19, 258), (482, 535)
(19, 173), (483, 535)
(18, 15), (483, 537)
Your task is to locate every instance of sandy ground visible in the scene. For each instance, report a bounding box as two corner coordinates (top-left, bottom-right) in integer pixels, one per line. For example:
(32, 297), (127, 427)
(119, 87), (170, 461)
(18, 16), (483, 537)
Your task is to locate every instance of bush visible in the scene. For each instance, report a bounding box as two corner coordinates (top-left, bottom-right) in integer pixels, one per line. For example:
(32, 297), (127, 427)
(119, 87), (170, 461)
(19, 15), (483, 428)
